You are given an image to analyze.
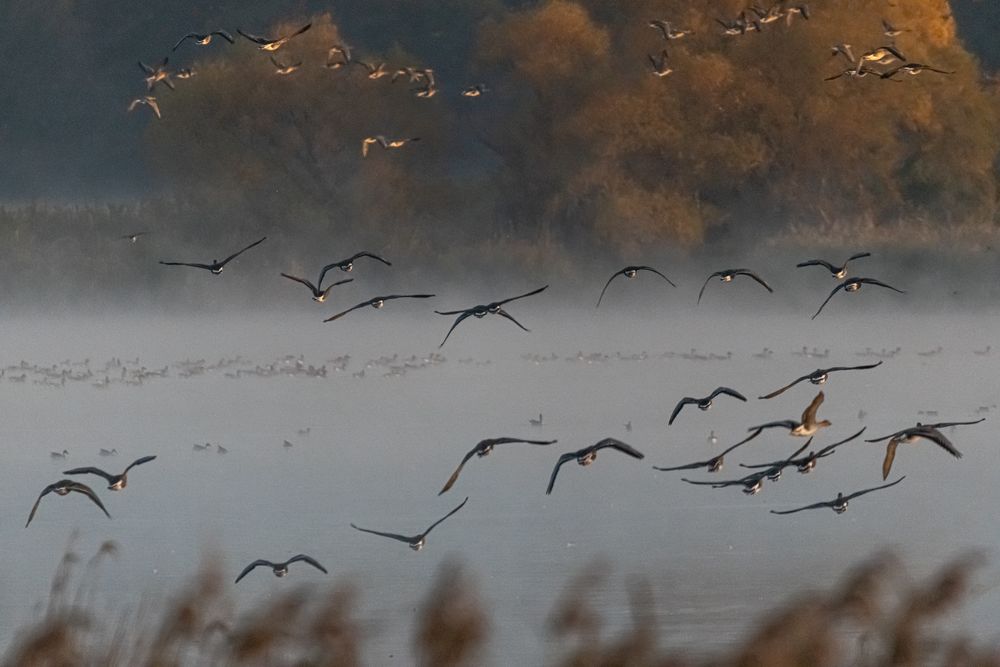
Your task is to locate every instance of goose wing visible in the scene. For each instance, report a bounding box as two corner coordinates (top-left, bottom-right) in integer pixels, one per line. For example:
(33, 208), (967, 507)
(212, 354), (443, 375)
(347, 251), (392, 267)
(697, 272), (721, 304)
(546, 451), (577, 495)
(796, 259), (837, 272)
(285, 554), (328, 574)
(848, 254), (873, 265)
(801, 391), (825, 424)
(218, 236), (267, 267)
(318, 278), (354, 298)
(913, 428), (962, 458)
(285, 23), (312, 40)
(437, 310), (475, 348)
(25, 482), (62, 527)
(439, 448), (480, 495)
(496, 285), (548, 307)
(494, 308), (530, 332)
(748, 420), (798, 432)
(234, 559), (273, 583)
(844, 476), (905, 502)
(281, 273), (319, 294)
(596, 438), (644, 459)
(635, 266), (677, 287)
(349, 523), (414, 544)
(236, 29), (269, 45)
(62, 467), (116, 484)
(770, 501), (832, 515)
(422, 496), (469, 537)
(857, 278), (905, 294)
(881, 439), (899, 479)
(758, 374), (809, 400)
(68, 482), (111, 519)
(212, 30), (235, 43)
(596, 270), (624, 307)
(172, 34), (203, 51)
(709, 387), (747, 402)
(653, 457), (717, 472)
(811, 282), (847, 319)
(825, 361), (883, 373)
(734, 269), (773, 292)
(124, 455), (157, 474)
(323, 299), (377, 322)
(668, 397), (698, 425)
(923, 418), (985, 429)
(813, 427), (867, 456)
(159, 261), (213, 271)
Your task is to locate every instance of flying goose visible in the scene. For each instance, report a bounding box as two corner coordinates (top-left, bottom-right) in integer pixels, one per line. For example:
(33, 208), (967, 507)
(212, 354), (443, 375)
(361, 135), (421, 157)
(435, 285), (548, 348)
(321, 252), (392, 276)
(681, 440), (813, 493)
(280, 272), (353, 302)
(172, 31), (234, 51)
(237, 23), (311, 51)
(749, 391), (830, 437)
(597, 266), (676, 307)
(648, 50), (673, 77)
(546, 438), (644, 494)
(50, 450), (69, 460)
(234, 554), (327, 583)
(175, 68), (197, 79)
(740, 427), (866, 473)
(139, 58), (174, 91)
(439, 438), (558, 494)
(866, 419), (983, 479)
(697, 269), (773, 304)
(880, 63), (954, 79)
(811, 277), (905, 319)
(62, 455), (157, 491)
(529, 413), (543, 427)
(323, 294), (435, 322)
(351, 497), (468, 551)
(830, 43), (857, 64)
(649, 20), (692, 40)
(652, 428), (764, 473)
(770, 477), (905, 515)
(860, 46), (906, 64)
(270, 56), (302, 75)
(159, 236), (267, 274)
(127, 96), (161, 119)
(825, 63), (877, 81)
(668, 387), (747, 425)
(882, 18), (907, 38)
(354, 60), (390, 79)
(99, 448), (119, 457)
(26, 480), (110, 527)
(784, 5), (810, 23)
(461, 84), (489, 97)
(796, 252), (871, 279)
(758, 361), (883, 399)
(325, 43), (352, 68)
(121, 232), (150, 243)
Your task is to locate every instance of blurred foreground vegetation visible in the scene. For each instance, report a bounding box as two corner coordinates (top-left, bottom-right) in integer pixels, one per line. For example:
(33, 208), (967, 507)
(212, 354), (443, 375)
(6, 548), (998, 666)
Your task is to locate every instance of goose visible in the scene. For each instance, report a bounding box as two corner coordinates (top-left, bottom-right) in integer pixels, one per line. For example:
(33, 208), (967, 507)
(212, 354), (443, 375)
(351, 497), (468, 551)
(830, 43), (857, 64)
(26, 480), (110, 527)
(270, 56), (302, 75)
(770, 477), (905, 515)
(435, 285), (548, 348)
(784, 5), (810, 23)
(62, 455), (157, 491)
(320, 251), (392, 275)
(750, 5), (784, 25)
(121, 232), (150, 243)
(648, 50), (673, 77)
(597, 266), (676, 307)
(880, 63), (954, 79)
(825, 63), (877, 81)
(461, 84), (489, 97)
(882, 18), (907, 38)
(653, 428), (764, 473)
(860, 46), (906, 65)
(649, 20), (692, 40)
(680, 439), (813, 493)
(866, 419), (983, 479)
(99, 448), (118, 457)
(668, 387), (747, 425)
(439, 438), (557, 494)
(361, 135), (421, 157)
(127, 96), (161, 119)
(159, 236), (267, 274)
(234, 554), (327, 583)
(50, 450), (69, 460)
(280, 273), (353, 303)
(139, 58), (174, 91)
(740, 427), (866, 474)
(811, 277), (905, 319)
(175, 68), (197, 79)
(529, 413), (543, 427)
(237, 23), (311, 51)
(749, 391), (830, 437)
(796, 252), (871, 279)
(697, 269), (773, 304)
(546, 438), (644, 494)
(325, 44), (352, 68)
(354, 61), (390, 79)
(172, 31), (234, 51)
(323, 294), (435, 322)
(758, 361), (883, 399)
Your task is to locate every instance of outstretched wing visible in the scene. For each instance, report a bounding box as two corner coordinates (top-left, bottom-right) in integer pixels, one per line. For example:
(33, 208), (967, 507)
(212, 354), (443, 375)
(845, 476), (905, 501)
(596, 270), (623, 308)
(857, 278), (905, 294)
(494, 308), (530, 332)
(25, 483), (60, 527)
(596, 438), (644, 459)
(62, 467), (116, 484)
(915, 428), (962, 458)
(318, 278), (354, 298)
(770, 501), (831, 515)
(423, 496), (469, 536)
(801, 391), (825, 425)
(881, 439), (899, 480)
(496, 285), (548, 306)
(172, 34), (201, 51)
(796, 259), (837, 272)
(825, 361), (883, 373)
(349, 523), (413, 544)
(286, 554), (328, 574)
(234, 560), (273, 583)
(236, 29), (268, 45)
(696, 272), (720, 304)
(546, 452), (577, 495)
(281, 273), (318, 293)
(758, 374), (809, 400)
(218, 236), (267, 267)
(124, 455), (157, 474)
(438, 310), (475, 348)
(847, 251), (872, 262)
(668, 397), (697, 425)
(636, 266), (677, 288)
(813, 427), (867, 457)
(323, 300), (374, 322)
(439, 449), (479, 495)
(652, 458), (714, 472)
(69, 482), (111, 518)
(159, 260), (215, 270)
(734, 270), (773, 292)
(748, 420), (798, 432)
(212, 30), (235, 43)
(811, 282), (846, 319)
(710, 387), (746, 402)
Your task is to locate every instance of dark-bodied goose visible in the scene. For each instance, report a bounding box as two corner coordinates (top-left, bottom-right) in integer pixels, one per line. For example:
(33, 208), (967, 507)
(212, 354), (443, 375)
(26, 480), (110, 527)
(172, 30), (235, 51)
(354, 60), (390, 79)
(882, 18), (907, 38)
(127, 97), (161, 119)
(668, 387), (747, 425)
(351, 497), (468, 551)
(362, 135), (420, 157)
(697, 269), (773, 304)
(750, 391), (830, 437)
(653, 428), (763, 473)
(880, 63), (954, 79)
(546, 438), (644, 494)
(648, 50), (673, 77)
(139, 58), (174, 92)
(758, 361), (883, 399)
(649, 20), (692, 40)
(270, 56), (302, 75)
(63, 455), (157, 491)
(439, 437), (557, 494)
(280, 273), (353, 303)
(237, 23), (311, 51)
(596, 266), (676, 307)
(159, 236), (267, 274)
(770, 477), (905, 515)
(681, 440), (813, 493)
(796, 252), (871, 279)
(234, 554), (327, 583)
(741, 427), (866, 474)
(811, 277), (905, 319)
(323, 294), (434, 322)
(461, 83), (489, 97)
(319, 252), (392, 277)
(866, 419), (983, 479)
(436, 285), (548, 348)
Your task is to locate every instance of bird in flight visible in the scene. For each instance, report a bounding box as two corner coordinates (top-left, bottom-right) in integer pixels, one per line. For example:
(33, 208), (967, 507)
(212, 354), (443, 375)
(159, 236), (267, 275)
(121, 231), (151, 243)
(26, 480), (110, 527)
(351, 497), (468, 551)
(653, 428), (763, 473)
(649, 20), (692, 40)
(866, 419), (983, 479)
(323, 294), (435, 322)
(362, 136), (421, 157)
(280, 273), (353, 303)
(770, 477), (905, 515)
(234, 554), (328, 583)
(882, 18), (908, 38)
(648, 50), (673, 77)
(880, 63), (954, 79)
(668, 387), (747, 425)
(139, 58), (174, 92)
(749, 391), (831, 437)
(596, 266), (676, 307)
(796, 252), (871, 280)
(546, 438), (644, 494)
(461, 84), (489, 97)
(321, 252), (392, 275)
(237, 23), (311, 51)
(127, 97), (161, 119)
(681, 439), (814, 494)
(811, 277), (905, 319)
(697, 269), (773, 304)
(758, 361), (883, 399)
(172, 30), (235, 51)
(62, 455), (157, 491)
(270, 56), (303, 75)
(439, 437), (558, 494)
(435, 285), (548, 348)
(740, 427), (866, 474)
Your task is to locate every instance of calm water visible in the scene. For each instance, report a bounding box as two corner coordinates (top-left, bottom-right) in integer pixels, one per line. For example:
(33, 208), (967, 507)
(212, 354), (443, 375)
(0, 305), (997, 662)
